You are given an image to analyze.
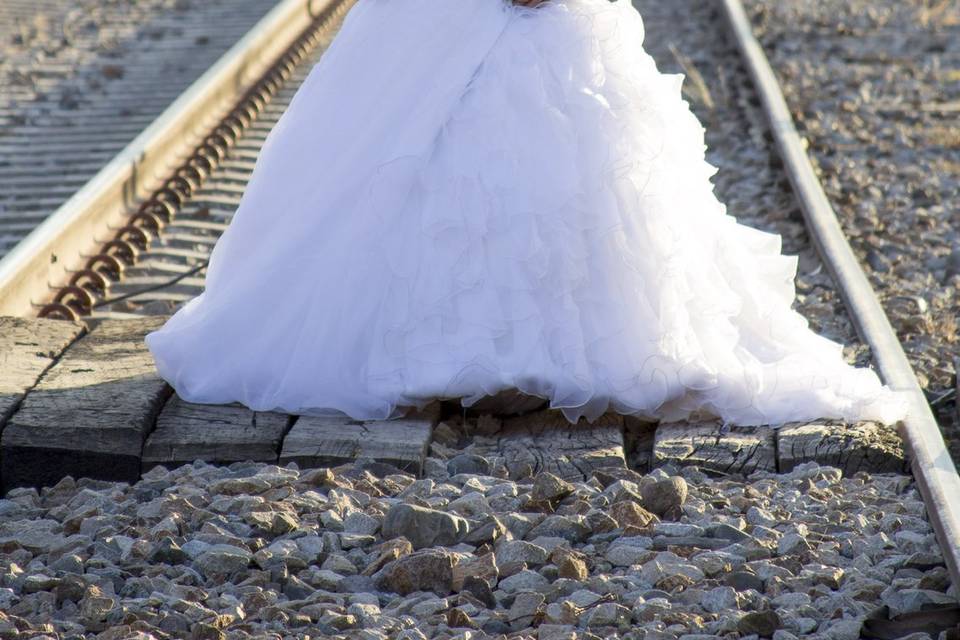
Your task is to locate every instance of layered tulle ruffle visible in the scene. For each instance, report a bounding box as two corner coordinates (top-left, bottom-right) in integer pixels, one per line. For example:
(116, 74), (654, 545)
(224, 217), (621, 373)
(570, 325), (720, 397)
(145, 0), (909, 426)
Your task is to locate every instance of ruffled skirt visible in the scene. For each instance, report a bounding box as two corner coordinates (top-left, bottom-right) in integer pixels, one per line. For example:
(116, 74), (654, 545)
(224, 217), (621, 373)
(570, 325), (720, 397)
(145, 0), (910, 426)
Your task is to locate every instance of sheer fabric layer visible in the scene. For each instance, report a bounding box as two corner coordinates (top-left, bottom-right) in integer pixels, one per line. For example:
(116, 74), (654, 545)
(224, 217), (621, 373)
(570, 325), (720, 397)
(145, 0), (909, 426)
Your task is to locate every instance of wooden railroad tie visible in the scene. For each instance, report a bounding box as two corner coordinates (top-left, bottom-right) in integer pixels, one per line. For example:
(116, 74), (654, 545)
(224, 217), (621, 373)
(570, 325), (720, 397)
(1, 316), (169, 489)
(279, 402), (440, 475)
(0, 315), (909, 490)
(143, 395), (290, 472)
(469, 410), (628, 482)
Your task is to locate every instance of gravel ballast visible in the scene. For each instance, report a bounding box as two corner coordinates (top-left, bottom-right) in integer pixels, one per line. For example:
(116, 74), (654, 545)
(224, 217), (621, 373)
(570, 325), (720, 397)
(0, 436), (956, 639)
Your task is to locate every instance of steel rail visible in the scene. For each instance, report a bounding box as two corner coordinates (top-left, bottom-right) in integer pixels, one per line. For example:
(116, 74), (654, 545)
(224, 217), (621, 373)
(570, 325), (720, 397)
(0, 0), (339, 316)
(722, 0), (960, 587)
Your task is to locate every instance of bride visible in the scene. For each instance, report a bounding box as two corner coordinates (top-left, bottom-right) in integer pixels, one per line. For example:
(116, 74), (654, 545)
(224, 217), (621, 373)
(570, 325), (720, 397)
(145, 0), (908, 426)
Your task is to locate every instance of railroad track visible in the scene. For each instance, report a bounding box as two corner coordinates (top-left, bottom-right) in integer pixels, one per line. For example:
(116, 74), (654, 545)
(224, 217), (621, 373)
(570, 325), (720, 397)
(0, 0), (280, 258)
(0, 0), (957, 603)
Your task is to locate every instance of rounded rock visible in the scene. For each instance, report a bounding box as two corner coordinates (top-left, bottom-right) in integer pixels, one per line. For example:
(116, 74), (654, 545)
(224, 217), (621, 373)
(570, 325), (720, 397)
(641, 476), (688, 517)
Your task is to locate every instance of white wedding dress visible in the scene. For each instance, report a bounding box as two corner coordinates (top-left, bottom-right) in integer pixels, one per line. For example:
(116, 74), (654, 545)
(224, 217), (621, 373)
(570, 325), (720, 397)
(145, 0), (909, 426)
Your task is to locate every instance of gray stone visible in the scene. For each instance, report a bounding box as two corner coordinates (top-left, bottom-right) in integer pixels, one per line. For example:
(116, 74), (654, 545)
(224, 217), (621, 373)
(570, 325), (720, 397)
(306, 569), (344, 591)
(337, 574), (378, 593)
(738, 610), (781, 636)
(462, 576), (496, 609)
(824, 619), (863, 640)
(344, 511), (381, 536)
(881, 588), (958, 617)
(640, 554), (705, 585)
(496, 540), (549, 567)
(605, 537), (654, 566)
(0, 519), (66, 553)
(149, 538), (187, 564)
(654, 522), (705, 537)
(568, 589), (604, 607)
(340, 533), (377, 549)
(382, 503), (470, 550)
(374, 549), (455, 596)
(726, 571), (764, 592)
(746, 506), (779, 528)
(22, 573), (59, 593)
(447, 492), (493, 517)
(194, 544), (252, 577)
(583, 602), (631, 627)
(501, 513), (545, 539)
(295, 534), (325, 560)
(803, 564), (846, 589)
(283, 575), (314, 600)
(322, 553), (358, 576)
(641, 477), (688, 517)
(702, 586), (739, 613)
(772, 593), (810, 608)
(531, 472), (575, 504)
(447, 454), (491, 476)
(709, 523), (752, 542)
(508, 592), (545, 629)
(50, 554), (84, 574)
(537, 624), (579, 640)
(497, 569), (550, 594)
(777, 532), (810, 555)
(0, 501), (24, 518)
(180, 539), (211, 560)
(409, 596), (449, 617)
(525, 515), (591, 543)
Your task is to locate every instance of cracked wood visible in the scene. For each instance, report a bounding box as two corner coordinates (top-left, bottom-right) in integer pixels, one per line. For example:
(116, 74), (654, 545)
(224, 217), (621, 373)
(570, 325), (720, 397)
(1, 316), (170, 488)
(0, 316), (84, 430)
(776, 421), (906, 474)
(143, 395), (290, 471)
(279, 401), (440, 474)
(471, 409), (626, 481)
(653, 421), (777, 475)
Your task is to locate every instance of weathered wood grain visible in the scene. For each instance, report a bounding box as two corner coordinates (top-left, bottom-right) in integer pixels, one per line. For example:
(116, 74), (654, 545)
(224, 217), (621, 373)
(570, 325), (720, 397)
(279, 402), (440, 474)
(2, 316), (170, 488)
(471, 409), (626, 481)
(142, 395), (290, 471)
(776, 421), (907, 475)
(0, 316), (85, 429)
(653, 421), (777, 475)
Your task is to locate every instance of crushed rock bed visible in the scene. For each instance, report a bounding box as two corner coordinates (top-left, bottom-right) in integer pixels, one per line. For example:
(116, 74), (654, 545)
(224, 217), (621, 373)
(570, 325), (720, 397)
(0, 434), (956, 640)
(741, 0), (960, 463)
